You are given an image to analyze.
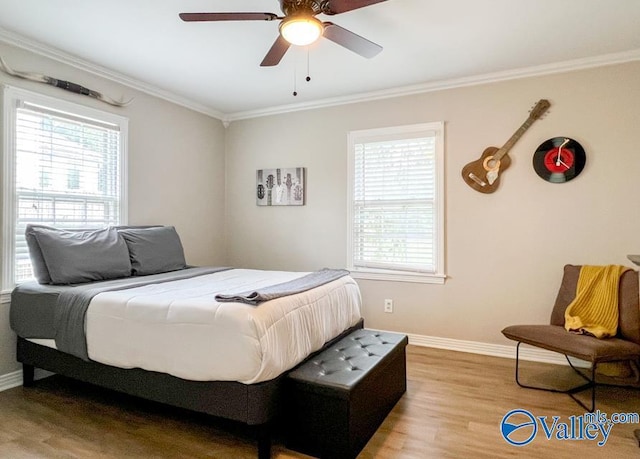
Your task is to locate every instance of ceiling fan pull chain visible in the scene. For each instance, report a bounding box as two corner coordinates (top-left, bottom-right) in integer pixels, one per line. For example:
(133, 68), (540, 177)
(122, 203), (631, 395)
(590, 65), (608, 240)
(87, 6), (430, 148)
(306, 47), (311, 82)
(292, 52), (298, 96)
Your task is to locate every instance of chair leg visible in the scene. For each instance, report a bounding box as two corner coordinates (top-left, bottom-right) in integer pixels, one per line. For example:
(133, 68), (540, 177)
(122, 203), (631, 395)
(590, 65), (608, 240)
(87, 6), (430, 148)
(514, 342), (596, 412)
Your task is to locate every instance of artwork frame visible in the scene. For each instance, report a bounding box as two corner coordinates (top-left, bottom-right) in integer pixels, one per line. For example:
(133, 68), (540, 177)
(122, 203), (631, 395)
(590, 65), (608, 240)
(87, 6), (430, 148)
(256, 167), (305, 206)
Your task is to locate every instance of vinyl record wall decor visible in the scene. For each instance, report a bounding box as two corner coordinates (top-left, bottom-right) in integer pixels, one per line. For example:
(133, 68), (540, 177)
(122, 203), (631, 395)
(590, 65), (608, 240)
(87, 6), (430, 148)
(256, 167), (305, 206)
(532, 137), (586, 183)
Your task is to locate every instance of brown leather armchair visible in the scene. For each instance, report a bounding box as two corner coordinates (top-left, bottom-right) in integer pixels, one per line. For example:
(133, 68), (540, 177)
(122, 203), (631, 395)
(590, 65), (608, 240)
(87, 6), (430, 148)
(502, 264), (640, 412)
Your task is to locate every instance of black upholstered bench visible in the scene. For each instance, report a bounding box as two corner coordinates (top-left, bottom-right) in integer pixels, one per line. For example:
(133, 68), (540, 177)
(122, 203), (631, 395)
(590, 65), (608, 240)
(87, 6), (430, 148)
(285, 329), (408, 458)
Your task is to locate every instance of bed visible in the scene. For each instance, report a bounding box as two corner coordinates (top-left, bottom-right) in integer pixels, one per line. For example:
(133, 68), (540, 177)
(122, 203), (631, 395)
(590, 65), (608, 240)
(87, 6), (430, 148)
(10, 225), (363, 458)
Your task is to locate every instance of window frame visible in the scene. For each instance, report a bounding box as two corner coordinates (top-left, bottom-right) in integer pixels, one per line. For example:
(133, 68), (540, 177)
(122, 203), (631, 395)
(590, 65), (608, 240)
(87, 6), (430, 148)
(1, 85), (129, 291)
(346, 122), (446, 284)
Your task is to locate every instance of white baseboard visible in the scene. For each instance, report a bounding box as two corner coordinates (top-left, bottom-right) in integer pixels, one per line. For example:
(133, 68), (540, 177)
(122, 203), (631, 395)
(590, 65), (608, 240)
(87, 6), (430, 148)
(0, 368), (54, 392)
(406, 332), (589, 367)
(0, 370), (22, 392)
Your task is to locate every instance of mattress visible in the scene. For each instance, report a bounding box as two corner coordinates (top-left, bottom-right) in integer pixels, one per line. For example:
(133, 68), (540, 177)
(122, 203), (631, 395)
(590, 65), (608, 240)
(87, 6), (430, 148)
(17, 268), (362, 384)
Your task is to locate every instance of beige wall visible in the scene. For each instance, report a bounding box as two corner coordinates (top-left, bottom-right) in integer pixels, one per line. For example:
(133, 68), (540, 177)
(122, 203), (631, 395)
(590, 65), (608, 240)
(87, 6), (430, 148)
(225, 61), (640, 345)
(1, 41), (639, 381)
(0, 42), (226, 376)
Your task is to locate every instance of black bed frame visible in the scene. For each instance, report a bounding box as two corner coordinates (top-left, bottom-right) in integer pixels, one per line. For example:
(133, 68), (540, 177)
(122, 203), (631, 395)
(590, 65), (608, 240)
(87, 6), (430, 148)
(17, 319), (364, 459)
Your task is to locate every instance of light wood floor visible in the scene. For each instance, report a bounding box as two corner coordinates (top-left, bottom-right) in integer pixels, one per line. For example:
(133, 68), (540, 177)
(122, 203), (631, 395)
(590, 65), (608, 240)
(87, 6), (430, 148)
(1, 345), (639, 458)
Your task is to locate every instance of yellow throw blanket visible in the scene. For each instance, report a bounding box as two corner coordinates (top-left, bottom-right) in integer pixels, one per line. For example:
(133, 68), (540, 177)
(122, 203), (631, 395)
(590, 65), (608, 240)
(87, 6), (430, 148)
(564, 265), (629, 338)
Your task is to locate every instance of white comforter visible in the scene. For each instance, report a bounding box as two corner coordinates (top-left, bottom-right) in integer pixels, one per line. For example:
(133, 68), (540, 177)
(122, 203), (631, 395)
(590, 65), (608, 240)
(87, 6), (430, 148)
(85, 269), (362, 384)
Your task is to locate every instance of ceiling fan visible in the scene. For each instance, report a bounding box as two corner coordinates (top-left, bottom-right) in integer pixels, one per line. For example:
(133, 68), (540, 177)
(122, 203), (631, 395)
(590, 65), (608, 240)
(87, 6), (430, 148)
(179, 0), (388, 67)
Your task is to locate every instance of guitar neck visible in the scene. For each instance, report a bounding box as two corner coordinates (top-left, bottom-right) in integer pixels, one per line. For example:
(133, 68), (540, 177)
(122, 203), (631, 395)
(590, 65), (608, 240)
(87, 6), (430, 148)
(493, 117), (536, 161)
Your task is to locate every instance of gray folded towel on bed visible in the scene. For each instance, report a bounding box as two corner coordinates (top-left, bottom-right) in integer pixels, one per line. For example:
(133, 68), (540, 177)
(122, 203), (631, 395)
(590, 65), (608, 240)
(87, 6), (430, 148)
(215, 268), (350, 305)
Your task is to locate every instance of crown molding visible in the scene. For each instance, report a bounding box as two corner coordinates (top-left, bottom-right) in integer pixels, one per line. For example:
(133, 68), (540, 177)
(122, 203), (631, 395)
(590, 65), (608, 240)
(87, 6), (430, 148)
(227, 48), (640, 121)
(0, 27), (225, 120)
(2, 26), (638, 124)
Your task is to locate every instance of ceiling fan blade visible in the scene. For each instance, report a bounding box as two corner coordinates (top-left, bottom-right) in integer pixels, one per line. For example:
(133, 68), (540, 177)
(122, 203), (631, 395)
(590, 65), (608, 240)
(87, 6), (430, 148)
(179, 12), (279, 22)
(322, 22), (382, 58)
(260, 35), (291, 67)
(323, 0), (388, 15)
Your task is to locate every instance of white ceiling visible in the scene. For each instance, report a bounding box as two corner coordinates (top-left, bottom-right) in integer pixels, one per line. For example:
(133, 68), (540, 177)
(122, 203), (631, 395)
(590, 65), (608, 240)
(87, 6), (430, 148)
(1, 0), (639, 119)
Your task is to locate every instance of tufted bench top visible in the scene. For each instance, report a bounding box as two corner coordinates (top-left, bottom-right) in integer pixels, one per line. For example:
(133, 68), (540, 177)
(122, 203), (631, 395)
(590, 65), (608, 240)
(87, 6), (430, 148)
(287, 328), (408, 399)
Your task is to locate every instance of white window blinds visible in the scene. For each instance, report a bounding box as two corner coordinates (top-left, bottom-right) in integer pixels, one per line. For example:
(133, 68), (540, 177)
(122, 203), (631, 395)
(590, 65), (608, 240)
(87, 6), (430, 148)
(3, 88), (127, 285)
(348, 123), (444, 282)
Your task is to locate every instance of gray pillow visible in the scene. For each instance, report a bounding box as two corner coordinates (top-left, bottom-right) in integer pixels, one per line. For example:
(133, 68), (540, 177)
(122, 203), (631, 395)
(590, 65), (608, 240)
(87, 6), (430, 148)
(26, 224), (159, 284)
(25, 224), (55, 284)
(26, 224), (107, 284)
(118, 226), (187, 276)
(32, 226), (132, 284)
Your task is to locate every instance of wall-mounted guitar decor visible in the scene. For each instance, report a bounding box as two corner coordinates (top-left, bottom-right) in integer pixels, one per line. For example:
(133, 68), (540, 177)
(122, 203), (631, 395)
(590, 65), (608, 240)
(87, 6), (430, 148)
(461, 99), (550, 193)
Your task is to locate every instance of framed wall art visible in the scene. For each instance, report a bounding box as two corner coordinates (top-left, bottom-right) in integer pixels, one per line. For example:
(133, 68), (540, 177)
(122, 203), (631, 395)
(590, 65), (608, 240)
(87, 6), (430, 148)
(256, 167), (305, 206)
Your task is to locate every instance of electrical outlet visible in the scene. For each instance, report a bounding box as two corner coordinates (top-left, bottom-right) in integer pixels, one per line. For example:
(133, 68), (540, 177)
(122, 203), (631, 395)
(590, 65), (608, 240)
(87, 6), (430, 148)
(384, 299), (393, 313)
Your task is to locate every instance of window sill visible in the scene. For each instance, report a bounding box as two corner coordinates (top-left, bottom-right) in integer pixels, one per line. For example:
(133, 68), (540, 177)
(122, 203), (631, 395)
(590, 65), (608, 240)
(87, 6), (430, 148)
(349, 269), (446, 284)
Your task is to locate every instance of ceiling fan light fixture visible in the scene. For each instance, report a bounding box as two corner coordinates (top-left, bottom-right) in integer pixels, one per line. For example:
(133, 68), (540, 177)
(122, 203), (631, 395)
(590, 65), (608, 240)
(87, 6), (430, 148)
(279, 16), (323, 46)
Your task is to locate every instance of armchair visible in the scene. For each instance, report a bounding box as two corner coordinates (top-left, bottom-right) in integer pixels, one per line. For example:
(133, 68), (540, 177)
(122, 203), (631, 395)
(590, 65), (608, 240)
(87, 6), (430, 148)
(502, 264), (640, 412)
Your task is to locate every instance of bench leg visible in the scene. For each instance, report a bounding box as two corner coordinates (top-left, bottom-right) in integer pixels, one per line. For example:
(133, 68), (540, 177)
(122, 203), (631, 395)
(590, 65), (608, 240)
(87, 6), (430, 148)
(22, 364), (35, 387)
(514, 342), (596, 412)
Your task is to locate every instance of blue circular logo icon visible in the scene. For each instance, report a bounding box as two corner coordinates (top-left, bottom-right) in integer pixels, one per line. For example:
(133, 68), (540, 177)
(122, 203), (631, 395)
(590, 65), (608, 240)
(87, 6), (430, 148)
(501, 409), (537, 446)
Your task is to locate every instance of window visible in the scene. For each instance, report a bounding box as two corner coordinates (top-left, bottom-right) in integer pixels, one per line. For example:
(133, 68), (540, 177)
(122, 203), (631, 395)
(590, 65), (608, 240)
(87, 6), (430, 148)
(2, 86), (128, 288)
(347, 122), (445, 284)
